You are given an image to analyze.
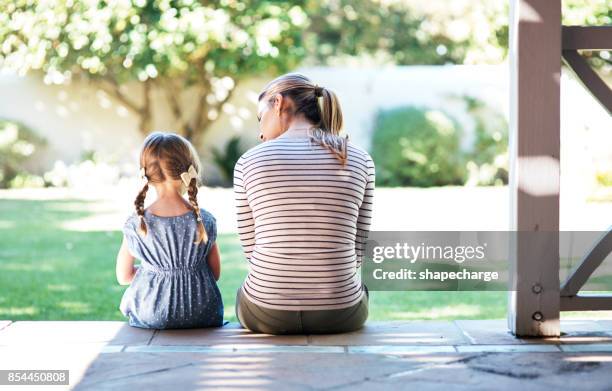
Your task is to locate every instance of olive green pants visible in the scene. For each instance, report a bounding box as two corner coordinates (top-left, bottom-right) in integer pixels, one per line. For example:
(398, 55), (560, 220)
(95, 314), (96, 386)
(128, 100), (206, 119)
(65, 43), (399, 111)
(235, 284), (369, 335)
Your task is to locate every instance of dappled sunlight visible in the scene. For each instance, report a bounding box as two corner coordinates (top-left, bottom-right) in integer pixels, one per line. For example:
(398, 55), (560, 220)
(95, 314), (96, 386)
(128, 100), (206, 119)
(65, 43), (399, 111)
(564, 355), (612, 362)
(562, 311), (612, 320)
(375, 332), (442, 338)
(365, 334), (450, 344)
(70, 324), (281, 389)
(60, 214), (125, 232)
(196, 378), (273, 388)
(203, 356), (275, 364)
(396, 354), (463, 363)
(58, 301), (92, 315)
(556, 336), (612, 344)
(47, 284), (76, 292)
(391, 304), (482, 320)
(0, 220), (14, 229)
(0, 306), (38, 317)
(190, 358), (278, 388)
(47, 200), (126, 232)
(0, 262), (55, 272)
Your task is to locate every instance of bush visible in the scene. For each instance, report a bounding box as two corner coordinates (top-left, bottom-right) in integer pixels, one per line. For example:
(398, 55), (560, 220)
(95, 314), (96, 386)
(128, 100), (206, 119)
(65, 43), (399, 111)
(211, 135), (246, 186)
(0, 119), (47, 189)
(371, 106), (467, 187)
(43, 150), (120, 188)
(370, 97), (509, 187)
(462, 96), (508, 186)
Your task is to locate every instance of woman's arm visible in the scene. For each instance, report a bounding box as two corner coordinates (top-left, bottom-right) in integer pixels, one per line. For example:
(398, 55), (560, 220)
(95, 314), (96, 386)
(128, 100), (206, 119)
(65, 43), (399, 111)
(207, 243), (221, 281)
(116, 236), (138, 285)
(234, 157), (255, 261)
(355, 155), (376, 268)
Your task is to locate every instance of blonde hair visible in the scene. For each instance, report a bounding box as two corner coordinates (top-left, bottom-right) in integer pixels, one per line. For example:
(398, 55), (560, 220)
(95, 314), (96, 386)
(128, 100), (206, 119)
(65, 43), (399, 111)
(258, 73), (348, 165)
(135, 131), (208, 245)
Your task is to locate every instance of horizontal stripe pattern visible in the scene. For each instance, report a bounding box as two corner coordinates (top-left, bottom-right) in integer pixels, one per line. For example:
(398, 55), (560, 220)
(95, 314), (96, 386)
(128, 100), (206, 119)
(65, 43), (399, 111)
(233, 137), (375, 310)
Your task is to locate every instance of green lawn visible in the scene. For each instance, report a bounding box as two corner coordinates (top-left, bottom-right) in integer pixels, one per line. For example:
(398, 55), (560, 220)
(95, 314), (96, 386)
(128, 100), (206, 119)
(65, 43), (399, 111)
(0, 198), (507, 322)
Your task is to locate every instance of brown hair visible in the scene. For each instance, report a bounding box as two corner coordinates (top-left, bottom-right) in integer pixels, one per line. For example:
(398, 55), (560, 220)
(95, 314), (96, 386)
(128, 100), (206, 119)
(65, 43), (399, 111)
(135, 131), (208, 245)
(258, 73), (348, 165)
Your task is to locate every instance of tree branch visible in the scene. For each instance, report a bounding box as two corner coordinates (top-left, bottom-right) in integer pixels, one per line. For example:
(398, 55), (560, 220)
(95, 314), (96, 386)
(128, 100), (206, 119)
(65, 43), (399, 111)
(163, 78), (183, 121)
(139, 79), (152, 135)
(98, 77), (142, 114)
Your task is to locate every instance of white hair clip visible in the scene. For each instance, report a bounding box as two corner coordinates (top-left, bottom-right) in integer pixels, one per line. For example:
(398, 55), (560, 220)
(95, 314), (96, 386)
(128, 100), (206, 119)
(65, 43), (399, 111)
(180, 164), (198, 187)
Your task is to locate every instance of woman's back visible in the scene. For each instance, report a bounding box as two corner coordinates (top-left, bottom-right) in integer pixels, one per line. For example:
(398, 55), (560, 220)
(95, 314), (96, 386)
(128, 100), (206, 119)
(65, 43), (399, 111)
(234, 135), (375, 311)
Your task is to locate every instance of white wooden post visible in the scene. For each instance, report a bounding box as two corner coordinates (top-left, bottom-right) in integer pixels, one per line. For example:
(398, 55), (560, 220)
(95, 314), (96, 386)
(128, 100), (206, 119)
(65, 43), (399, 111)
(508, 0), (561, 337)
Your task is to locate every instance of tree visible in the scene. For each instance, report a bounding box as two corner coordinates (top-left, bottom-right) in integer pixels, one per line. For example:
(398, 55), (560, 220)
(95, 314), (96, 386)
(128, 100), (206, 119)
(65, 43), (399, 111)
(302, 0), (509, 66)
(0, 0), (308, 144)
(1, 0), (606, 149)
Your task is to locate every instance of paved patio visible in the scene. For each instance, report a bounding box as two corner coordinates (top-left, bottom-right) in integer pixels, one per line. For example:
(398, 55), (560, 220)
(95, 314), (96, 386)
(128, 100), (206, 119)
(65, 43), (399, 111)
(1, 319), (611, 390)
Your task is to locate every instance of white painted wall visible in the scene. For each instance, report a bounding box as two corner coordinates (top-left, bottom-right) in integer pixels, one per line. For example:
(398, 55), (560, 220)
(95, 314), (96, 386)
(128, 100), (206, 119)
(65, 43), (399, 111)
(0, 65), (609, 191)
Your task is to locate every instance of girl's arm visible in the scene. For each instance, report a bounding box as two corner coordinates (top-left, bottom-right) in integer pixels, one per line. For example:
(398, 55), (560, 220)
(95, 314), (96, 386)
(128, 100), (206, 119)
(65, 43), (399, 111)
(207, 243), (221, 281)
(116, 236), (138, 285)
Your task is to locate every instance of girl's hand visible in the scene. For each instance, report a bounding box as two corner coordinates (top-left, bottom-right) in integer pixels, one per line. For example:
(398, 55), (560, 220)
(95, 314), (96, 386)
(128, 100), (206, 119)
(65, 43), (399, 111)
(207, 243), (221, 281)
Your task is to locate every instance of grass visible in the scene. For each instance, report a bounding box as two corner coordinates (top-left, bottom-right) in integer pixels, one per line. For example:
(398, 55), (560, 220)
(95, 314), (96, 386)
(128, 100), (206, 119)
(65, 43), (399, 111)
(0, 198), (510, 322)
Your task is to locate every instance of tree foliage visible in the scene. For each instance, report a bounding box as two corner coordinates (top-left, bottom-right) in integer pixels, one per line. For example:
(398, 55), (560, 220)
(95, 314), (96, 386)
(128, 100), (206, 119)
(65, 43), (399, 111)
(0, 0), (608, 146)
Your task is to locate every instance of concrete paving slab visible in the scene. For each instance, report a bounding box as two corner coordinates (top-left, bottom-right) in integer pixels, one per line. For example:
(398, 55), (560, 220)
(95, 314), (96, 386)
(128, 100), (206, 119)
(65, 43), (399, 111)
(74, 351), (422, 391)
(455, 319), (612, 346)
(2, 320), (612, 390)
(0, 321), (154, 346)
(124, 344), (345, 353)
(560, 344), (612, 353)
(562, 319), (610, 333)
(454, 319), (524, 345)
(348, 345), (456, 355)
(72, 350), (612, 391)
(308, 321), (470, 346)
(150, 322), (309, 346)
(598, 320), (612, 330)
(456, 344), (561, 353)
(519, 319), (612, 345)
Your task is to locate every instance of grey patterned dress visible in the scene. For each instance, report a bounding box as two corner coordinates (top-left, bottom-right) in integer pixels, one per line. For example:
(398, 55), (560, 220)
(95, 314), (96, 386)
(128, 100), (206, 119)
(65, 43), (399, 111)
(119, 207), (224, 329)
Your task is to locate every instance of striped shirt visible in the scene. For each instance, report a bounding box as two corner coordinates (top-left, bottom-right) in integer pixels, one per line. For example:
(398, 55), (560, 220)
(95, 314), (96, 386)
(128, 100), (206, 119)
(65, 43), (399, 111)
(233, 127), (375, 311)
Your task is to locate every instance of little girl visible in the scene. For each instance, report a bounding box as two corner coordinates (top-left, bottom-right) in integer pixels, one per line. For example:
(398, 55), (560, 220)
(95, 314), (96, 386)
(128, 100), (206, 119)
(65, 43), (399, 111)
(115, 131), (224, 329)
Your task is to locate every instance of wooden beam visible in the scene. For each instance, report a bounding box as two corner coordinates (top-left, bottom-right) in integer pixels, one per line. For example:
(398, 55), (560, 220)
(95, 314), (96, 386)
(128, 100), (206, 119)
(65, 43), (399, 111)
(561, 294), (612, 311)
(562, 50), (612, 116)
(562, 26), (612, 50)
(561, 229), (612, 297)
(508, 0), (561, 337)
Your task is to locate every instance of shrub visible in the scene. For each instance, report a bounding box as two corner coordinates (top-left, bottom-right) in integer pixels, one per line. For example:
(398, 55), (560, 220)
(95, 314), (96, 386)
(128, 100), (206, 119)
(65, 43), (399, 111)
(462, 96), (508, 186)
(0, 119), (47, 188)
(371, 106), (467, 187)
(43, 150), (120, 188)
(212, 135), (246, 186)
(370, 97), (509, 187)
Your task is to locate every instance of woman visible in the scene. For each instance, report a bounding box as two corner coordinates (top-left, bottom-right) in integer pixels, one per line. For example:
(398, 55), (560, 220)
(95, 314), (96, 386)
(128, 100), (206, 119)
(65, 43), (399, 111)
(233, 73), (375, 335)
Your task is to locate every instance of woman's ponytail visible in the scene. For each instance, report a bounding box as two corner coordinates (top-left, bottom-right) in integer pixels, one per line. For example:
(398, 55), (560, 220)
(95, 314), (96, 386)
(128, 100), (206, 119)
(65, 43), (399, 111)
(311, 86), (348, 165)
(258, 73), (350, 166)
